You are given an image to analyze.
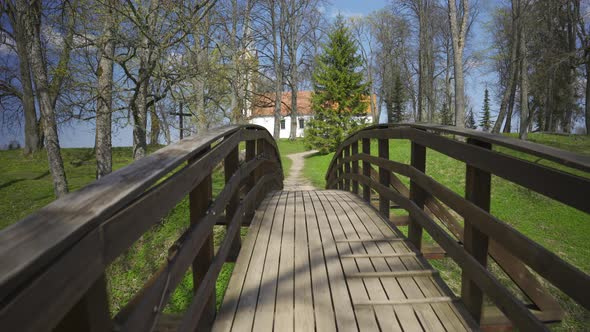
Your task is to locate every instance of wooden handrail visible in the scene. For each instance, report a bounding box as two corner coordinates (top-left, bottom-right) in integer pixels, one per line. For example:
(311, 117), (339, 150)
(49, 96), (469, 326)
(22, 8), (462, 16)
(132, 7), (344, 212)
(0, 125), (283, 332)
(326, 124), (590, 331)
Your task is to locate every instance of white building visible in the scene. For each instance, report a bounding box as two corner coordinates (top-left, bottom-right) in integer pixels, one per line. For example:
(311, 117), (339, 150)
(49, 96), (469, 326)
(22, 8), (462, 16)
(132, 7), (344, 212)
(248, 91), (374, 138)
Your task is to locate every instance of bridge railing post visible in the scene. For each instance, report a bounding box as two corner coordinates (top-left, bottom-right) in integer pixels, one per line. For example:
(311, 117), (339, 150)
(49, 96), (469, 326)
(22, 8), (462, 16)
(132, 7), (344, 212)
(189, 145), (215, 331)
(378, 138), (390, 218)
(225, 143), (241, 262)
(408, 141), (426, 250)
(344, 145), (351, 191)
(338, 150), (344, 190)
(461, 138), (492, 323)
(362, 138), (371, 202)
(54, 274), (111, 332)
(351, 141), (359, 195)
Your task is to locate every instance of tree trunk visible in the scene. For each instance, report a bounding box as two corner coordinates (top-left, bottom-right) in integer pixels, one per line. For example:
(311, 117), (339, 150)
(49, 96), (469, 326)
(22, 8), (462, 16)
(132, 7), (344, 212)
(10, 7), (39, 155)
(95, 2), (115, 179)
(448, 0), (468, 128)
(133, 78), (149, 159)
(289, 84), (298, 140)
(518, 3), (529, 140)
(493, 7), (519, 134)
(586, 63), (590, 135)
(20, 0), (68, 197)
(149, 106), (160, 145)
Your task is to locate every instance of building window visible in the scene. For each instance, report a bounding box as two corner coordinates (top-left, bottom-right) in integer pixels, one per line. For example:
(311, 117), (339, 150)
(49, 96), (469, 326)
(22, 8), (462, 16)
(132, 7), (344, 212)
(280, 119), (286, 129)
(299, 118), (305, 129)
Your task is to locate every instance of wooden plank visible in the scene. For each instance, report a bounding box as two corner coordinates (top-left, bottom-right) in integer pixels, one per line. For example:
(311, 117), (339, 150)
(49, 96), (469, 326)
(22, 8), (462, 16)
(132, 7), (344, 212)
(251, 191), (287, 331)
(354, 297), (456, 306)
(346, 270), (438, 278)
(462, 138), (491, 323)
(212, 193), (278, 332)
(334, 191), (475, 332)
(349, 157), (590, 312)
(309, 191), (358, 332)
(391, 215), (410, 226)
(335, 238), (406, 243)
(274, 191), (295, 332)
(302, 192), (337, 332)
(324, 191), (400, 332)
(409, 141), (426, 251)
(340, 253), (419, 259)
(293, 192), (315, 331)
(0, 125), (239, 300)
(345, 173), (548, 331)
(230, 192), (281, 332)
(316, 191), (379, 331)
(330, 191), (430, 332)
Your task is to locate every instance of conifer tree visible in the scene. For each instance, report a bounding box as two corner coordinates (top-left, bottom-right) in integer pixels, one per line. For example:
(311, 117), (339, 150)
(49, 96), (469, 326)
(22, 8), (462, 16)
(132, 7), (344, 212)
(466, 107), (477, 129)
(304, 16), (369, 153)
(480, 88), (493, 131)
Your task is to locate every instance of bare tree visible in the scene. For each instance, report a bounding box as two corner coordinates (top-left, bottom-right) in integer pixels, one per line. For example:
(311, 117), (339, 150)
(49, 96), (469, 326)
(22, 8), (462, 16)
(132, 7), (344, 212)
(447, 0), (469, 128)
(95, 0), (116, 178)
(14, 0), (70, 196)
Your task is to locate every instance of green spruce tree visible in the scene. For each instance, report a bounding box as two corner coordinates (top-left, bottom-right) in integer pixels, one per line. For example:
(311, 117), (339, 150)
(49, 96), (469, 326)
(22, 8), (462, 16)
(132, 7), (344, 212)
(479, 88), (493, 131)
(304, 16), (369, 153)
(466, 108), (477, 129)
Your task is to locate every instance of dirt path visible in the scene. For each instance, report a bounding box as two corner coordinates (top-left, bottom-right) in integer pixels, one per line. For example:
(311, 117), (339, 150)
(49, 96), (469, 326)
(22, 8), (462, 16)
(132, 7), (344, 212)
(283, 150), (317, 191)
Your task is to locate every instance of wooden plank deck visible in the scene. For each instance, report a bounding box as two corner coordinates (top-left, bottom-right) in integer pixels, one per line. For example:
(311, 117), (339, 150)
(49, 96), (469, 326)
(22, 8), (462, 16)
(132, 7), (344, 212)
(213, 190), (479, 332)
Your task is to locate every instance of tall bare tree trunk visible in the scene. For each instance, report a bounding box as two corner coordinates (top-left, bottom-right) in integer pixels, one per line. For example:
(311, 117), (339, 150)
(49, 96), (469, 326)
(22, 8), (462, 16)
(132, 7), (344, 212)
(448, 0), (469, 128)
(19, 0), (68, 197)
(493, 6), (519, 134)
(586, 63), (590, 135)
(7, 1), (39, 154)
(518, 0), (529, 140)
(95, 1), (115, 179)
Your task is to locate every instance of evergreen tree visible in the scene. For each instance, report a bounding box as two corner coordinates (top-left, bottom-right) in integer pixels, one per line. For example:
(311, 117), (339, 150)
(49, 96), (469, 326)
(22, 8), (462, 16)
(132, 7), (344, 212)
(390, 72), (405, 123)
(304, 16), (369, 153)
(466, 108), (477, 129)
(479, 88), (493, 131)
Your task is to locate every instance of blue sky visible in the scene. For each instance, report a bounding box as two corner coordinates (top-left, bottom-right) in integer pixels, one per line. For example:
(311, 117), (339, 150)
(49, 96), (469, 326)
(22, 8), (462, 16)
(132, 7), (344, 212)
(1, 0), (500, 148)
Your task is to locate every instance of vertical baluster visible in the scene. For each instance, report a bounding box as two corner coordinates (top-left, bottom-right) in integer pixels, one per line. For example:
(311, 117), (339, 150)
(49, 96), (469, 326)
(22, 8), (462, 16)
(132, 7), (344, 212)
(351, 141), (359, 195)
(189, 146), (215, 331)
(338, 150), (345, 190)
(362, 138), (371, 202)
(344, 146), (351, 191)
(461, 138), (492, 323)
(408, 141), (426, 250)
(225, 143), (241, 262)
(54, 275), (111, 332)
(255, 138), (266, 203)
(378, 138), (390, 218)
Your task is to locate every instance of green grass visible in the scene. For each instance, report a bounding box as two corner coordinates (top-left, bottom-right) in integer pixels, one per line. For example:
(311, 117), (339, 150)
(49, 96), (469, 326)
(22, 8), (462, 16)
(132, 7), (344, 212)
(303, 133), (590, 330)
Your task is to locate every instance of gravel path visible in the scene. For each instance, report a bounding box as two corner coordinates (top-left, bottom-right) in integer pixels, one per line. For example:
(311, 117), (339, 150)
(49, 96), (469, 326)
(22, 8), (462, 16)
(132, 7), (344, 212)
(283, 150), (317, 191)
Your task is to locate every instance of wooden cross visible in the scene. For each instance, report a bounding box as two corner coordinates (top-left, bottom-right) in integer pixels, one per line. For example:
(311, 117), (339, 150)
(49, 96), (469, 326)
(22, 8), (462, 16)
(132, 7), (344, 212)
(169, 102), (192, 139)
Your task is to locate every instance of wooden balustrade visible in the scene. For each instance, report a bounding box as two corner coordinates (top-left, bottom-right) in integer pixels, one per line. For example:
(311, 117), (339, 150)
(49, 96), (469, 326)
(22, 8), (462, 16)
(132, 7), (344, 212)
(0, 125), (283, 332)
(325, 123), (590, 331)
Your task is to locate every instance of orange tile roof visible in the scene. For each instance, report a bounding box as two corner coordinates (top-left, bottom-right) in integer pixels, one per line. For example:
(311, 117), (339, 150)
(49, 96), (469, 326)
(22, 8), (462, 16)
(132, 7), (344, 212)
(250, 91), (374, 117)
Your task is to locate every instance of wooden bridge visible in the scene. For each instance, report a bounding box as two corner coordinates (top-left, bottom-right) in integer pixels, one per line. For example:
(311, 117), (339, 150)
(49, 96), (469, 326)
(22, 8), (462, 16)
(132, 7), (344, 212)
(0, 124), (588, 331)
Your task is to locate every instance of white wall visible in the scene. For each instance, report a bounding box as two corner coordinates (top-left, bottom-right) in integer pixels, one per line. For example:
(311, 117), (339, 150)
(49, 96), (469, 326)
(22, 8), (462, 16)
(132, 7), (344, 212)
(250, 116), (312, 138)
(250, 115), (373, 139)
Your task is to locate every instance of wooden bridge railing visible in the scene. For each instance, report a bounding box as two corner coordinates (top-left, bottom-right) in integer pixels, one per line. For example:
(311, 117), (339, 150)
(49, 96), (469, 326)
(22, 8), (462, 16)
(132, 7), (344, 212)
(326, 123), (590, 331)
(0, 125), (283, 332)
